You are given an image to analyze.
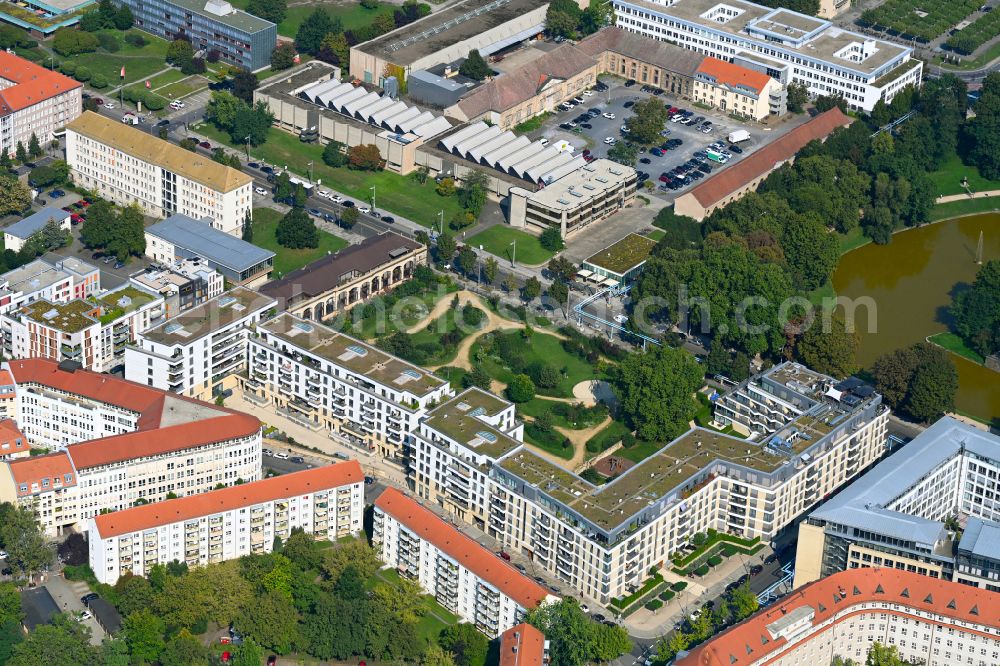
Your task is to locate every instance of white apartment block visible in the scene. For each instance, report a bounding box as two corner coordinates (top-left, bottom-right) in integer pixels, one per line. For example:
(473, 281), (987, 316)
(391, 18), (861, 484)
(125, 287), (276, 402)
(0, 358), (262, 535)
(1, 285), (165, 373)
(66, 111), (253, 236)
(243, 313), (453, 461)
(611, 0), (923, 112)
(677, 568), (1000, 666)
(88, 462), (364, 584)
(373, 487), (556, 638)
(410, 364), (888, 605)
(0, 51), (81, 158)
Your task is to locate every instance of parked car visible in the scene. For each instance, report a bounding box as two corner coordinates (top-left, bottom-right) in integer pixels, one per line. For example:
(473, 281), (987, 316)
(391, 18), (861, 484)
(623, 100), (635, 108)
(728, 144), (744, 154)
(750, 564), (764, 576)
(198, 141), (211, 149)
(273, 452), (289, 460)
(764, 552), (779, 564)
(497, 550), (511, 561)
(364, 476), (375, 485)
(290, 456), (305, 464)
(114, 261), (125, 269)
(382, 216), (395, 224)
(76, 610), (93, 622)
(81, 592), (98, 605)
(602, 112), (615, 119)
(254, 186), (268, 196)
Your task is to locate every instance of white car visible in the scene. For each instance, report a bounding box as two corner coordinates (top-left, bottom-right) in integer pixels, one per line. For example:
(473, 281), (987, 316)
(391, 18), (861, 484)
(614, 314), (628, 324)
(273, 451), (289, 460)
(539, 138), (549, 146)
(603, 137), (616, 145)
(670, 115), (683, 122)
(331, 194), (344, 203)
(701, 126), (712, 133)
(602, 112), (615, 119)
(254, 186), (268, 196)
(0, 550), (7, 559)
(103, 102), (115, 110)
(77, 611), (93, 622)
(359, 206), (371, 214)
(169, 101), (182, 110)
(580, 604), (590, 613)
(318, 189), (331, 198)
(582, 90), (594, 96)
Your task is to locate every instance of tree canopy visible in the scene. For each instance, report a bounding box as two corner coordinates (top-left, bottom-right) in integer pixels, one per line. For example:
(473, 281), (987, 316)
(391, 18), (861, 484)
(950, 259), (1000, 358)
(614, 345), (703, 442)
(871, 342), (958, 423)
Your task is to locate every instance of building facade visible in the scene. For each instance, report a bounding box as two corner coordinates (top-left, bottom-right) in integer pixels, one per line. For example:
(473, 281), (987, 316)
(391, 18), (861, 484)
(244, 313), (452, 460)
(373, 487), (556, 638)
(130, 259), (225, 320)
(88, 462), (364, 584)
(118, 0), (277, 71)
(66, 112), (254, 236)
(677, 568), (1000, 666)
(0, 52), (81, 158)
(795, 417), (1000, 592)
(693, 56), (784, 120)
(125, 287), (276, 401)
(3, 208), (71, 253)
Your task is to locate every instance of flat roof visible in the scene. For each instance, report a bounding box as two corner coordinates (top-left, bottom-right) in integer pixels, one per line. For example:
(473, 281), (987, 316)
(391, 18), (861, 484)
(1, 259), (70, 295)
(4, 207), (69, 240)
(167, 0), (274, 34)
(583, 233), (656, 275)
(422, 388), (521, 458)
(21, 587), (58, 630)
(67, 112), (252, 193)
(140, 287), (275, 346)
(260, 313), (446, 398)
(92, 285), (160, 320)
(19, 298), (99, 333)
(146, 214), (275, 273)
(527, 159), (636, 211)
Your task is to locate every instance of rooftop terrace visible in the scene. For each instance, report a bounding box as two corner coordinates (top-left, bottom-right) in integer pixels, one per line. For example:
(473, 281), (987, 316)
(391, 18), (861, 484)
(141, 287), (274, 345)
(91, 286), (160, 323)
(423, 388), (521, 459)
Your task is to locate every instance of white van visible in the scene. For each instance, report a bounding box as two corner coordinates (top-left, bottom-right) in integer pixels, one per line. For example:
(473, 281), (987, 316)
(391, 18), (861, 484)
(727, 129), (751, 144)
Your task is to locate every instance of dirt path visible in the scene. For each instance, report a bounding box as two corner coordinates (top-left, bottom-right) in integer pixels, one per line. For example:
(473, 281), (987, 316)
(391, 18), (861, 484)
(404, 290), (485, 334)
(556, 415), (613, 470)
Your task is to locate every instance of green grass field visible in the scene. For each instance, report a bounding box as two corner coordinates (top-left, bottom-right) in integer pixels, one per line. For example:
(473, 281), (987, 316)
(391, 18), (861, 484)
(516, 397), (607, 430)
(476, 331), (598, 398)
(928, 331), (986, 364)
(466, 226), (555, 266)
(585, 419), (631, 458)
(228, 0), (394, 37)
(406, 305), (487, 366)
(929, 196), (1000, 221)
(81, 30), (173, 84)
(155, 75), (211, 100)
(368, 568), (458, 644)
(194, 122), (465, 226)
(251, 207), (347, 276)
(928, 155), (1000, 197)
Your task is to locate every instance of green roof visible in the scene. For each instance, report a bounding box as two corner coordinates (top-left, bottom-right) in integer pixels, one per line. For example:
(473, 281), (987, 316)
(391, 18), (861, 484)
(583, 233), (657, 275)
(20, 299), (99, 333)
(92, 287), (159, 324)
(423, 389), (522, 459)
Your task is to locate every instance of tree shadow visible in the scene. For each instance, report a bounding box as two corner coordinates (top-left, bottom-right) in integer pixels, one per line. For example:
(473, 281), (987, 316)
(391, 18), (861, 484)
(935, 281), (971, 327)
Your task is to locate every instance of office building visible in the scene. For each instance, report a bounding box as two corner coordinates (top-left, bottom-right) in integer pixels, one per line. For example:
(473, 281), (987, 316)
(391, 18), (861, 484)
(795, 417), (1000, 591)
(88, 461), (364, 583)
(125, 287), (276, 401)
(508, 159), (637, 238)
(119, 0), (277, 71)
(66, 112), (254, 236)
(373, 487), (557, 637)
(130, 259), (225, 320)
(3, 208), (71, 253)
(0, 52), (81, 156)
(580, 233), (657, 286)
(500, 624), (549, 666)
(0, 358), (262, 535)
(611, 0), (922, 112)
(244, 312), (452, 460)
(144, 213), (274, 286)
(676, 568), (1000, 666)
(693, 56), (784, 119)
(0, 285), (165, 372)
(410, 363), (887, 604)
(260, 233), (426, 321)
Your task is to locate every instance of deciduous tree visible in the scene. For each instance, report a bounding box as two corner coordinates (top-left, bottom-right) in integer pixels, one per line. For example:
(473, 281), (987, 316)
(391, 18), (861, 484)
(614, 346), (702, 442)
(628, 97), (669, 145)
(348, 144), (384, 170)
(246, 0), (286, 24)
(276, 208), (319, 249)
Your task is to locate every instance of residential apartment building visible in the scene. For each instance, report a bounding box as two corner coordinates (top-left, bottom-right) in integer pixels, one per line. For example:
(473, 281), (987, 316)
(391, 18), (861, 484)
(410, 363), (888, 605)
(693, 56), (784, 119)
(0, 358), (262, 535)
(88, 461), (364, 584)
(0, 260), (75, 315)
(0, 419), (27, 460)
(118, 0), (277, 71)
(125, 287), (276, 401)
(244, 313), (452, 461)
(0, 52), (82, 159)
(611, 0), (922, 112)
(500, 624), (549, 666)
(0, 285), (165, 373)
(373, 487), (556, 637)
(66, 112), (254, 236)
(677, 568), (1000, 666)
(260, 233), (426, 322)
(508, 160), (638, 238)
(130, 259), (224, 320)
(795, 417), (1000, 592)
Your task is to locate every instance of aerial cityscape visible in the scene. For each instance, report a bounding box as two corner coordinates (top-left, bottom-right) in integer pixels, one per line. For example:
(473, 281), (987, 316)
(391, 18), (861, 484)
(0, 0), (993, 662)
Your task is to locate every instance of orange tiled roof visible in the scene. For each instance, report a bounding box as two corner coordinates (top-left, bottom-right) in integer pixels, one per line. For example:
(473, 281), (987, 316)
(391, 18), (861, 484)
(0, 370), (14, 398)
(0, 418), (27, 456)
(7, 451), (75, 497)
(92, 461), (364, 537)
(500, 623), (546, 666)
(0, 51), (80, 115)
(375, 488), (552, 609)
(677, 568), (1000, 666)
(696, 57), (772, 94)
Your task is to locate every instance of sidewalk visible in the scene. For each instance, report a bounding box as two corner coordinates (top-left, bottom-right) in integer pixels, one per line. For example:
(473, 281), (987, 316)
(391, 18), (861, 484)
(936, 189), (1000, 203)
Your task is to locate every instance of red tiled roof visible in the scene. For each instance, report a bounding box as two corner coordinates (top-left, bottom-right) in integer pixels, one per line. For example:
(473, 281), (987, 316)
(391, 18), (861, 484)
(0, 370), (14, 398)
(500, 623), (546, 666)
(92, 461), (364, 537)
(0, 51), (81, 115)
(686, 108), (853, 208)
(7, 451), (75, 497)
(696, 57), (772, 94)
(0, 419), (27, 456)
(677, 568), (1000, 666)
(375, 488), (552, 609)
(7, 358), (166, 415)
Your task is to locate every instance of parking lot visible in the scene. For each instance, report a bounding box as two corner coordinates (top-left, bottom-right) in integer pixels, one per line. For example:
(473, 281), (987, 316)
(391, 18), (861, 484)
(530, 77), (783, 200)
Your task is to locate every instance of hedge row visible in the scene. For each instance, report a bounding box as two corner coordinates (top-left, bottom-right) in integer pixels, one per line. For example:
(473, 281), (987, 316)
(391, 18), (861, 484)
(672, 533), (761, 569)
(621, 582), (670, 617)
(609, 570), (663, 610)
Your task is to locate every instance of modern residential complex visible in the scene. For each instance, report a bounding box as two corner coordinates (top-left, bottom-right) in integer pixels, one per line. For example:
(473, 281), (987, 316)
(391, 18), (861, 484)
(117, 0), (277, 71)
(795, 417), (1000, 592)
(611, 0), (922, 112)
(66, 112), (254, 236)
(373, 487), (557, 637)
(0, 359), (262, 535)
(0, 52), (81, 158)
(677, 568), (1000, 666)
(124, 287), (276, 401)
(88, 461), (364, 584)
(409, 363), (887, 604)
(144, 214), (275, 286)
(259, 233), (427, 322)
(0, 285), (165, 373)
(243, 313), (452, 460)
(0, 257), (99, 316)
(130, 259), (225, 320)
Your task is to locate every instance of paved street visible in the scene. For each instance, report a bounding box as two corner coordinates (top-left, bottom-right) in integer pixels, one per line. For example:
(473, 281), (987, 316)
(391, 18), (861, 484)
(44, 572), (105, 645)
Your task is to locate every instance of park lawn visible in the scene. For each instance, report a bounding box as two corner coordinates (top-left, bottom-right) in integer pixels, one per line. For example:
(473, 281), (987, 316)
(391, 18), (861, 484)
(194, 122), (464, 226)
(155, 75), (210, 101)
(929, 196), (1000, 221)
(928, 154), (1000, 197)
(837, 226), (870, 255)
(466, 226), (555, 266)
(407, 306), (487, 366)
(516, 397), (607, 430)
(368, 567), (458, 644)
(476, 331), (597, 398)
(124, 71), (192, 99)
(928, 331), (986, 364)
(585, 419), (631, 458)
(435, 366), (469, 391)
(87, 53), (170, 87)
(644, 229), (665, 242)
(523, 424), (574, 460)
(251, 207), (347, 277)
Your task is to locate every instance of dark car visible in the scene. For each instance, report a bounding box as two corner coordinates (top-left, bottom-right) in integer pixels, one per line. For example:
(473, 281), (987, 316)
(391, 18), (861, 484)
(624, 79), (636, 87)
(728, 144), (744, 154)
(750, 565), (764, 576)
(592, 614), (605, 623)
(559, 123), (573, 130)
(535, 576), (545, 584)
(689, 170), (704, 180)
(114, 261), (125, 269)
(260, 166), (274, 174)
(342, 200), (355, 208)
(659, 174), (670, 183)
(198, 141), (211, 149)
(81, 592), (98, 606)
(94, 98), (104, 105)
(50, 189), (66, 198)
(650, 147), (663, 156)
(652, 88), (663, 96)
(764, 553), (779, 564)
(290, 456), (305, 464)
(515, 563), (526, 572)
(156, 119), (170, 127)
(639, 157), (651, 164)
(580, 123), (592, 129)
(698, 163), (712, 174)
(248, 162), (259, 169)
(307, 208), (323, 217)
(382, 216), (395, 224)
(497, 551), (511, 561)
(623, 100), (635, 108)
(364, 476), (375, 484)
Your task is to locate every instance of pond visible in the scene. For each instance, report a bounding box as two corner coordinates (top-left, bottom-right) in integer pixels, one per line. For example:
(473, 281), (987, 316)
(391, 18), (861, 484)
(832, 213), (1000, 422)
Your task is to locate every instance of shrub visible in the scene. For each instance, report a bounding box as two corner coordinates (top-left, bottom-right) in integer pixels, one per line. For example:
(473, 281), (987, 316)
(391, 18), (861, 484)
(645, 599), (663, 611)
(97, 32), (120, 52)
(142, 93), (166, 110)
(124, 32), (147, 47)
(691, 532), (708, 546)
(64, 564), (98, 585)
(694, 565), (709, 577)
(721, 545), (737, 557)
(671, 581), (687, 592)
(91, 73), (108, 88)
(707, 555), (723, 567)
(59, 60), (77, 76)
(74, 66), (92, 82)
(659, 590), (675, 601)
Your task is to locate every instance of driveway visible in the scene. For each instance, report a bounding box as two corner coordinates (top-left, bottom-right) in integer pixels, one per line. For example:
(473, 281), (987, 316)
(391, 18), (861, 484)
(45, 571), (105, 645)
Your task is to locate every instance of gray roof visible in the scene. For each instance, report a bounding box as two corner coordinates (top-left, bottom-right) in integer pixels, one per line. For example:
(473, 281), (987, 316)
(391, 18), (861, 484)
(20, 586), (59, 630)
(809, 417), (1000, 548)
(167, 0), (274, 34)
(958, 517), (1000, 560)
(4, 207), (69, 240)
(146, 214), (275, 273)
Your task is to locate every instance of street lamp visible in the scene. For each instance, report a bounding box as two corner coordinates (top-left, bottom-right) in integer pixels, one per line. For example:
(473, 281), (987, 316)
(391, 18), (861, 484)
(244, 135), (251, 160)
(477, 244), (483, 285)
(370, 185), (376, 214)
(438, 210), (444, 235)
(307, 160), (314, 183)
(509, 240), (516, 268)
